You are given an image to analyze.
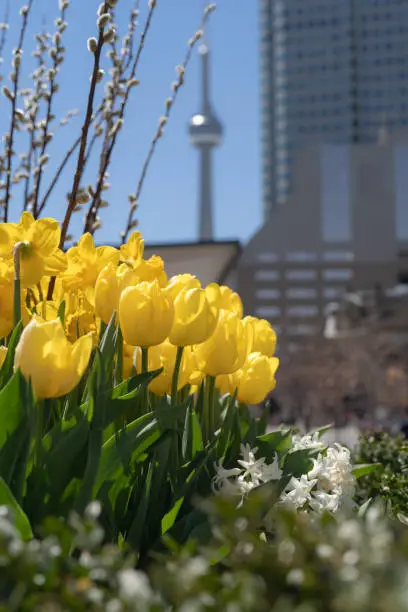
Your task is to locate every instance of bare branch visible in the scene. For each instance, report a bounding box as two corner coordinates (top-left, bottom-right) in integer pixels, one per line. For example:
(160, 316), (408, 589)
(59, 1), (111, 249)
(83, 1), (157, 235)
(2, 0), (35, 222)
(121, 5), (216, 243)
(32, 2), (69, 218)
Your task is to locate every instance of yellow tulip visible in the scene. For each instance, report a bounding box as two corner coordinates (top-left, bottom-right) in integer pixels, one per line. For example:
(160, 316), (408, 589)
(0, 346), (7, 368)
(136, 340), (193, 396)
(219, 352), (279, 405)
(119, 280), (174, 347)
(123, 342), (137, 379)
(205, 283), (243, 318)
(94, 262), (137, 325)
(63, 233), (119, 294)
(14, 317), (93, 399)
(243, 316), (277, 357)
(0, 212), (67, 287)
(194, 310), (250, 376)
(132, 255), (167, 287)
(167, 274), (201, 300)
(169, 287), (218, 346)
(120, 231), (145, 264)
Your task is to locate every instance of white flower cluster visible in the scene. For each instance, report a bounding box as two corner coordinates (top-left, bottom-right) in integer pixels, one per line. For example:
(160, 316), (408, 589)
(213, 444), (282, 502)
(292, 431), (324, 452)
(214, 435), (355, 516)
(281, 442), (356, 514)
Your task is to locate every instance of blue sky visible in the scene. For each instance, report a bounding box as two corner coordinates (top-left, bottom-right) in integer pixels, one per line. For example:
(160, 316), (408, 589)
(2, 0), (260, 245)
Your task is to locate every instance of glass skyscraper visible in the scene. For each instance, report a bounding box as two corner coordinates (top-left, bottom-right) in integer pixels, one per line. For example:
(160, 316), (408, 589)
(260, 0), (408, 217)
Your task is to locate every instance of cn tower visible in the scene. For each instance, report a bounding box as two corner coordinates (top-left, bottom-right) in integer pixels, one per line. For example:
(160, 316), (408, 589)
(189, 42), (223, 241)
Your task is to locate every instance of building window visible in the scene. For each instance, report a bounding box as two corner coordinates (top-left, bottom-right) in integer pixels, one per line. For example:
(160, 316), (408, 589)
(323, 287), (343, 300)
(323, 251), (354, 262)
(287, 288), (317, 299)
(256, 289), (281, 300)
(285, 269), (317, 281)
(257, 252), (280, 263)
(256, 306), (281, 318)
(287, 305), (319, 317)
(287, 324), (317, 336)
(285, 251), (317, 262)
(321, 145), (351, 241)
(323, 269), (353, 281)
(255, 270), (280, 281)
(394, 144), (408, 240)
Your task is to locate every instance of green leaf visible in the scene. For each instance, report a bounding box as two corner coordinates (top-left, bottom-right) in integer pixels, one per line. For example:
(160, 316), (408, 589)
(126, 461), (154, 552)
(0, 371), (26, 449)
(257, 428), (292, 454)
(95, 403), (188, 494)
(182, 402), (203, 462)
(0, 476), (32, 540)
(352, 463), (382, 478)
(358, 498), (373, 517)
(57, 300), (66, 326)
(309, 423), (334, 438)
(0, 322), (23, 388)
(283, 448), (318, 477)
(161, 496), (184, 535)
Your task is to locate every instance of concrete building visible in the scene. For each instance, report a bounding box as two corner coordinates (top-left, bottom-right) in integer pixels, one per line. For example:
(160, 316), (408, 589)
(236, 140), (408, 353)
(260, 0), (408, 216)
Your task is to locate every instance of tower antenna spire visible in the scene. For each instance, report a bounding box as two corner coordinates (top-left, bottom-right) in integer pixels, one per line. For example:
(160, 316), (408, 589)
(189, 11), (223, 242)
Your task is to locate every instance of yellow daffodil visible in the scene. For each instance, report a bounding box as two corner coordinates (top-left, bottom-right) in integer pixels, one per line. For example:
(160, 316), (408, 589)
(120, 231), (145, 264)
(63, 233), (119, 297)
(194, 310), (250, 376)
(14, 317), (93, 399)
(64, 290), (98, 343)
(0, 212), (66, 287)
(119, 280), (174, 347)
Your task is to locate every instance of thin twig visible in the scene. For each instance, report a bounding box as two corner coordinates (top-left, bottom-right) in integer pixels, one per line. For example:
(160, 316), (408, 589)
(37, 134), (81, 216)
(3, 0), (34, 222)
(32, 4), (69, 218)
(84, 1), (157, 234)
(121, 5), (215, 243)
(38, 108), (102, 216)
(0, 0), (10, 62)
(59, 1), (110, 248)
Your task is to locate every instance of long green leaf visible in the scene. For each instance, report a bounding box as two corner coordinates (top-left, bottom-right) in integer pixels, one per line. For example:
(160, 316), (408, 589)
(352, 463), (382, 478)
(0, 321), (23, 389)
(0, 476), (32, 540)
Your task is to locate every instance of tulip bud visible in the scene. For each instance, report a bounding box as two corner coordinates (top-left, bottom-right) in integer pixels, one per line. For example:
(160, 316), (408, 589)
(218, 352), (279, 405)
(194, 310), (250, 376)
(243, 316), (277, 357)
(95, 262), (136, 325)
(169, 287), (218, 347)
(119, 280), (174, 348)
(14, 317), (93, 399)
(205, 283), (243, 318)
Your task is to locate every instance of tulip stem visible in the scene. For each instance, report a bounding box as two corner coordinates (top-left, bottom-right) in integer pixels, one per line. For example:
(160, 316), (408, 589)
(171, 347), (184, 408)
(207, 375), (216, 439)
(141, 347), (149, 412)
(13, 243), (23, 326)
